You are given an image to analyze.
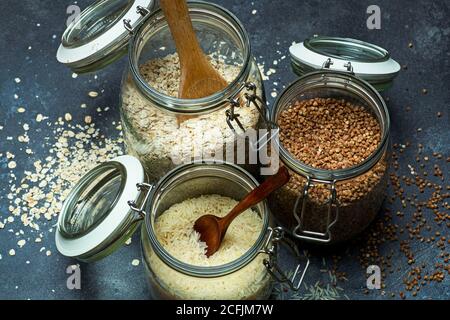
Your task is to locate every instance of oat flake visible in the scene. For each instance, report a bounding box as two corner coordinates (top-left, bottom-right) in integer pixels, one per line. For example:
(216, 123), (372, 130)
(132, 259), (140, 266)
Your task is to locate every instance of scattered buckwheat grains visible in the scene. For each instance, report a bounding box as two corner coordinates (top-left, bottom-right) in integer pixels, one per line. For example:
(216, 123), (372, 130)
(121, 53), (261, 181)
(270, 97), (388, 243)
(272, 97), (448, 299)
(357, 142), (449, 299)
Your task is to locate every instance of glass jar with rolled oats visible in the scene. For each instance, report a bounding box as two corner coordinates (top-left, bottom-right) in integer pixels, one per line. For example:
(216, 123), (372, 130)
(120, 1), (266, 182)
(261, 35), (403, 245)
(56, 0), (267, 182)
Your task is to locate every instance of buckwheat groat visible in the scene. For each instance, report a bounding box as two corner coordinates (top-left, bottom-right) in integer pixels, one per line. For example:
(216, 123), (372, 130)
(279, 98), (381, 170)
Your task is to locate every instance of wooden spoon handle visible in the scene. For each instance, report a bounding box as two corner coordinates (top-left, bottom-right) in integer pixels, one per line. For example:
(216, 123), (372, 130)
(159, 0), (203, 68)
(220, 166), (290, 228)
(160, 0), (202, 126)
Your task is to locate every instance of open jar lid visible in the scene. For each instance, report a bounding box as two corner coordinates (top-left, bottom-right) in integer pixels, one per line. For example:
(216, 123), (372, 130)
(55, 155), (149, 262)
(289, 36), (401, 91)
(56, 0), (155, 73)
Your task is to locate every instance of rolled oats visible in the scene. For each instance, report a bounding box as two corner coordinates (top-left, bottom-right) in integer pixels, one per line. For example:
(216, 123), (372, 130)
(121, 53), (261, 181)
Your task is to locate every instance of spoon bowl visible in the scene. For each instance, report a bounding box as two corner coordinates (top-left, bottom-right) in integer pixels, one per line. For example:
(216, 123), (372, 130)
(194, 166), (290, 257)
(194, 214), (223, 257)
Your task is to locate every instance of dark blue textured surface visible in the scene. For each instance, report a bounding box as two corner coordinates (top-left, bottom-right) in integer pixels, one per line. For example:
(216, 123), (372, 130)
(0, 0), (448, 299)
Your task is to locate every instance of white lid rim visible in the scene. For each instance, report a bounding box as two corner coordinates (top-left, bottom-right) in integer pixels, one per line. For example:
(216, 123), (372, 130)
(55, 155), (144, 259)
(56, 0), (154, 69)
(289, 41), (401, 82)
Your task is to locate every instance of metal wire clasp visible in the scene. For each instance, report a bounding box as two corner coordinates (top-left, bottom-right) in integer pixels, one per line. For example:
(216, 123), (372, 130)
(123, 5), (151, 34)
(225, 97), (244, 132)
(127, 182), (153, 221)
(259, 227), (309, 291)
(226, 82), (279, 151)
(322, 58), (354, 74)
(292, 177), (339, 243)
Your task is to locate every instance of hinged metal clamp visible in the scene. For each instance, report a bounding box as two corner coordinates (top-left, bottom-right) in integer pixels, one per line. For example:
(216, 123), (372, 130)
(344, 62), (353, 72)
(225, 97), (244, 133)
(292, 177), (339, 243)
(322, 58), (334, 69)
(127, 182), (153, 220)
(322, 58), (355, 74)
(123, 5), (151, 34)
(259, 227), (309, 291)
(123, 19), (133, 34)
(136, 5), (150, 16)
(226, 82), (279, 151)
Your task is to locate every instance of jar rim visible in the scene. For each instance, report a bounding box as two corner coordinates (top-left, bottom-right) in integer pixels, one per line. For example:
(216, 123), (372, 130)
(270, 70), (390, 181)
(61, 0), (135, 49)
(128, 1), (252, 114)
(304, 36), (390, 63)
(144, 161), (270, 278)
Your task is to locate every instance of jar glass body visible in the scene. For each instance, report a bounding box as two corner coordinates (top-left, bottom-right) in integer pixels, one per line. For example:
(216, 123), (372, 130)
(269, 71), (391, 244)
(140, 162), (273, 300)
(119, 2), (265, 182)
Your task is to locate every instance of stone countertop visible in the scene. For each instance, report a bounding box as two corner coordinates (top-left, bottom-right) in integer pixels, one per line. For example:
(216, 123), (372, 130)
(0, 0), (448, 299)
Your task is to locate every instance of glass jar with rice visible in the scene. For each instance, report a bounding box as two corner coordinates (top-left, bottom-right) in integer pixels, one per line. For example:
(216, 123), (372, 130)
(55, 157), (309, 299)
(140, 162), (307, 299)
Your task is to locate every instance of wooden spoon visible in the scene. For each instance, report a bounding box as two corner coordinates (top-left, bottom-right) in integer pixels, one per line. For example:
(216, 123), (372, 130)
(160, 0), (228, 125)
(194, 166), (290, 257)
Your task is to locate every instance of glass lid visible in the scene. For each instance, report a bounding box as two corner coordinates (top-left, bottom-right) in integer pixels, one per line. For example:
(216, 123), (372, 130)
(55, 156), (146, 262)
(57, 0), (155, 73)
(289, 36), (401, 90)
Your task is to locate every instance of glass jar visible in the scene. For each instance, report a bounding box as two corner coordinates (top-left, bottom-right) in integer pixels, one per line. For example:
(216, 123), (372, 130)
(267, 70), (391, 244)
(56, 0), (267, 183)
(54, 156), (309, 299)
(140, 161), (309, 300)
(120, 2), (266, 182)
